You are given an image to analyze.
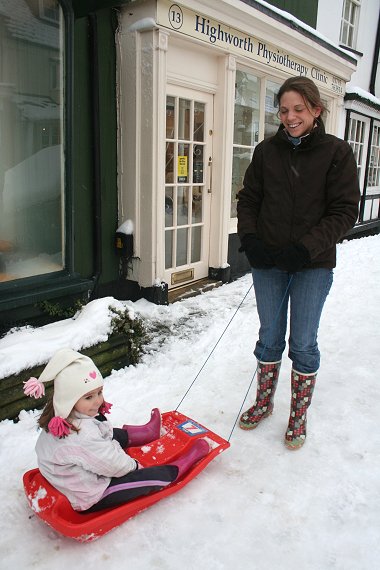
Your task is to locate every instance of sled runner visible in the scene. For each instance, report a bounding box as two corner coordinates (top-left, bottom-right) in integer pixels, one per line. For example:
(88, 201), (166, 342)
(23, 411), (229, 542)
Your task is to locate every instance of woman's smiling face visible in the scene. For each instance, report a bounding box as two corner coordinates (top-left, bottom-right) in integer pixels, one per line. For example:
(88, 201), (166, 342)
(278, 90), (321, 138)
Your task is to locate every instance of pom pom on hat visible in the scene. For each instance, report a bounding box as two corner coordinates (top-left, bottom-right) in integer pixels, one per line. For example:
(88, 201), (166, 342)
(23, 377), (45, 398)
(48, 417), (71, 438)
(99, 400), (113, 415)
(24, 348), (104, 436)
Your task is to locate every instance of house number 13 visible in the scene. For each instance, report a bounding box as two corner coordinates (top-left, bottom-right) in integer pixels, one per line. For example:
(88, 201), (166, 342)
(168, 4), (183, 29)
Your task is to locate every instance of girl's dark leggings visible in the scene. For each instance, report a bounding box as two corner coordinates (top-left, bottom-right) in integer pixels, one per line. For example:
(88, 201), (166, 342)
(82, 428), (178, 513)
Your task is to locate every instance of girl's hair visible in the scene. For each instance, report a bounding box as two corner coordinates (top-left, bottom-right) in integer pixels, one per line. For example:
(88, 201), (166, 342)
(38, 396), (79, 433)
(277, 76), (328, 117)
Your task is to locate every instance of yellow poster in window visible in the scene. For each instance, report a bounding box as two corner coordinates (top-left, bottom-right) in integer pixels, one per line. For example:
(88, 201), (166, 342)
(178, 156), (188, 182)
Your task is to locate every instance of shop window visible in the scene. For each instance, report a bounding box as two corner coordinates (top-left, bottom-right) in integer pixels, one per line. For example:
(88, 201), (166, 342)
(231, 72), (280, 218)
(0, 0), (64, 283)
(231, 71), (260, 218)
(340, 0), (360, 49)
(264, 80), (281, 139)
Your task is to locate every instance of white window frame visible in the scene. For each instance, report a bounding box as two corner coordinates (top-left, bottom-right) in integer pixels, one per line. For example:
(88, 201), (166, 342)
(339, 0), (361, 49)
(346, 112), (369, 194)
(367, 120), (380, 196)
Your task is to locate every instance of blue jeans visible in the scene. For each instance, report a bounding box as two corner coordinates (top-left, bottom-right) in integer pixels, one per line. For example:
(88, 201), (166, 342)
(251, 267), (333, 373)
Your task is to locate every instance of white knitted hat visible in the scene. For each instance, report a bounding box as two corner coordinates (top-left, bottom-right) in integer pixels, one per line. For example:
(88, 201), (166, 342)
(24, 348), (104, 434)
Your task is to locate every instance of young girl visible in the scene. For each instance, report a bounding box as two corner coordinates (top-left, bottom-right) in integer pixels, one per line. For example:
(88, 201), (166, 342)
(24, 348), (209, 512)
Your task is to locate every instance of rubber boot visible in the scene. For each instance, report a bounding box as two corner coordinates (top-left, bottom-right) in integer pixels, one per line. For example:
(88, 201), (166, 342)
(170, 439), (210, 480)
(285, 369), (317, 450)
(122, 408), (161, 447)
(239, 360), (281, 430)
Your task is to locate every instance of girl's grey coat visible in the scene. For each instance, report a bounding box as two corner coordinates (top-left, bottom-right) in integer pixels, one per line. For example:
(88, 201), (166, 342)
(35, 412), (137, 511)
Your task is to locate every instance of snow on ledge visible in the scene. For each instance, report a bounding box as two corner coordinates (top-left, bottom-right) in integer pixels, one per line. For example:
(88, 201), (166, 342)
(345, 85), (380, 108)
(0, 297), (128, 380)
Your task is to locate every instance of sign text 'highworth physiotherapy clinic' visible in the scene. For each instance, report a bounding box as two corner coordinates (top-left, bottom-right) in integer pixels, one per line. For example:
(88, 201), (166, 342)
(157, 1), (345, 95)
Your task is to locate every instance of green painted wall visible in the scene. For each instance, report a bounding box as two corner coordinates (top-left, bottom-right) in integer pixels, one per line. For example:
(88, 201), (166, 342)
(96, 9), (120, 285)
(72, 8), (119, 285)
(73, 16), (94, 279)
(264, 0), (318, 28)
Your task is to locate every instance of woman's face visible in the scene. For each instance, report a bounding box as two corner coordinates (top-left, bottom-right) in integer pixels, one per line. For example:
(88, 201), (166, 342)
(278, 90), (321, 138)
(74, 387), (104, 417)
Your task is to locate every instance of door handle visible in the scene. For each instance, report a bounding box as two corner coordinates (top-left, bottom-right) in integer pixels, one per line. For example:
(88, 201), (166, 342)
(207, 156), (212, 194)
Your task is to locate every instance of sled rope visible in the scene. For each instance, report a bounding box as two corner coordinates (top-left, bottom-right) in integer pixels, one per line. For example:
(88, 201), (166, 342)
(227, 275), (294, 441)
(175, 283), (253, 411)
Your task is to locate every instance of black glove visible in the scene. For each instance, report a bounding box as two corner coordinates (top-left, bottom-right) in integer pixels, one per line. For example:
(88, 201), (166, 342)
(239, 234), (274, 269)
(275, 243), (310, 273)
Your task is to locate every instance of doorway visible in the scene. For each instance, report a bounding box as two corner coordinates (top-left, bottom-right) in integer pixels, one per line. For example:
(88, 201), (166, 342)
(164, 86), (213, 288)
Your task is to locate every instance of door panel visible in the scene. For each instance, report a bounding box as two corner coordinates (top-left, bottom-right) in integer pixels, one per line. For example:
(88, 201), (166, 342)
(164, 87), (213, 288)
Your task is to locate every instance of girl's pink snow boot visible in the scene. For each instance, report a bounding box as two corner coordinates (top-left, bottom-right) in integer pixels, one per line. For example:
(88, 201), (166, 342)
(171, 439), (210, 480)
(122, 408), (162, 447)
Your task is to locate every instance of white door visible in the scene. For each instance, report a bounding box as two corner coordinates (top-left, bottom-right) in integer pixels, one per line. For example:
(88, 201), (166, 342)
(164, 86), (213, 288)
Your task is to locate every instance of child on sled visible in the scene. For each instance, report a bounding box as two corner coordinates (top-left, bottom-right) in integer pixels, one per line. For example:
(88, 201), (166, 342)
(24, 348), (209, 513)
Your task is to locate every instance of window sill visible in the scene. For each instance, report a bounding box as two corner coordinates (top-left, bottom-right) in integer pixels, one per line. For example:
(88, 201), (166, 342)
(0, 273), (95, 311)
(339, 44), (363, 57)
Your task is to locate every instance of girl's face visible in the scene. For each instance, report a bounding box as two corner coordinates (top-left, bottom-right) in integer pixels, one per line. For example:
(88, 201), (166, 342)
(74, 387), (104, 417)
(278, 90), (321, 138)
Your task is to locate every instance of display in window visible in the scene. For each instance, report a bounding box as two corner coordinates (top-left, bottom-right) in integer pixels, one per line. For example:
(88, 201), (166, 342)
(0, 0), (64, 282)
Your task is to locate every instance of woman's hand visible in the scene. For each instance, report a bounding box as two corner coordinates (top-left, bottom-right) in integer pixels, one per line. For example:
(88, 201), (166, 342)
(239, 234), (274, 269)
(275, 243), (310, 273)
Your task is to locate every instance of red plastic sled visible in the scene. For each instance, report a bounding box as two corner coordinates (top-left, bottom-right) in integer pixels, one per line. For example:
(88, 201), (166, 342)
(23, 411), (229, 542)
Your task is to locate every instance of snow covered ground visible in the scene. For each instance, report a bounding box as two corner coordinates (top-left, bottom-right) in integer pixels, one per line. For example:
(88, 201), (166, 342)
(0, 234), (379, 569)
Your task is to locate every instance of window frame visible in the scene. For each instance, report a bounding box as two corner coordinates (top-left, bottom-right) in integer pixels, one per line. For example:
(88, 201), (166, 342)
(339, 0), (361, 50)
(346, 112), (370, 194)
(367, 120), (380, 196)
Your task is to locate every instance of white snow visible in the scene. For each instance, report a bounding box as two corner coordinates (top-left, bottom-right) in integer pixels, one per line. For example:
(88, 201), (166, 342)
(1, 234), (380, 569)
(116, 220), (134, 235)
(345, 85), (380, 107)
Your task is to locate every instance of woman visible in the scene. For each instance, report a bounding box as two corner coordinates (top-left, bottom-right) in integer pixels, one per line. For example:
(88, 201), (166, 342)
(237, 76), (360, 449)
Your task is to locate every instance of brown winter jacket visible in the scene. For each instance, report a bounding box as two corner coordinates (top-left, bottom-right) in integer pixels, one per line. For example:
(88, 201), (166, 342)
(237, 121), (360, 268)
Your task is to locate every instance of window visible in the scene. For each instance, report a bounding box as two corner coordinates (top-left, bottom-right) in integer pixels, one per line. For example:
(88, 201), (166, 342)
(363, 121), (380, 222)
(347, 115), (367, 188)
(347, 113), (380, 224)
(340, 0), (360, 49)
(0, 1), (65, 283)
(231, 72), (281, 218)
(39, 0), (60, 23)
(231, 71), (260, 218)
(368, 122), (380, 193)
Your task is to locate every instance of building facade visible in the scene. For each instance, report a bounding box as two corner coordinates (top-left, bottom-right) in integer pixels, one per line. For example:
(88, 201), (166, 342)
(317, 0), (380, 234)
(116, 0), (364, 293)
(0, 0), (379, 333)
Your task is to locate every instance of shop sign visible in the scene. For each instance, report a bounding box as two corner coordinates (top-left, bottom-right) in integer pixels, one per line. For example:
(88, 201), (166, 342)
(157, 1), (345, 95)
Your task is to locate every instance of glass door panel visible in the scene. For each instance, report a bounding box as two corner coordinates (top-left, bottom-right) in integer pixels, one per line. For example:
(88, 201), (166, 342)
(164, 90), (212, 287)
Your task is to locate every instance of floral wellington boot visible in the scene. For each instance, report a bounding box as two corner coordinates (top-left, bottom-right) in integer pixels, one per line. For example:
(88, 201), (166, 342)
(285, 369), (317, 450)
(239, 361), (281, 430)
